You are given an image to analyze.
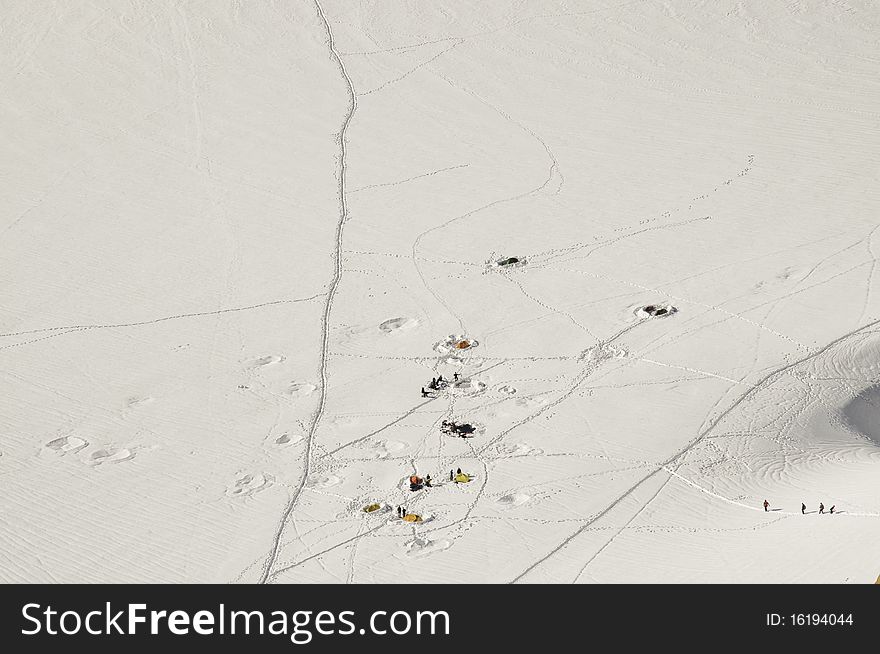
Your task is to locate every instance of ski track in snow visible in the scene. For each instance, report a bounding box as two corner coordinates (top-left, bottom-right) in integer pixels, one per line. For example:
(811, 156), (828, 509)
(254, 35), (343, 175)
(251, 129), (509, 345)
(258, 0), (358, 585)
(0, 294), (325, 341)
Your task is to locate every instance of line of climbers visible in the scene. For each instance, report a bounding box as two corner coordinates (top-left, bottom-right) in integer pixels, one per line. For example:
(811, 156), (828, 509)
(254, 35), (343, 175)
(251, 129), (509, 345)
(763, 499), (837, 514)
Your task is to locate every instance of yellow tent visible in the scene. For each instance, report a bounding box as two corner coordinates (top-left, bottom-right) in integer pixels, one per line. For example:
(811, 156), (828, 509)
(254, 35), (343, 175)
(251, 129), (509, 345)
(362, 503), (382, 513)
(454, 473), (471, 483)
(402, 513), (422, 523)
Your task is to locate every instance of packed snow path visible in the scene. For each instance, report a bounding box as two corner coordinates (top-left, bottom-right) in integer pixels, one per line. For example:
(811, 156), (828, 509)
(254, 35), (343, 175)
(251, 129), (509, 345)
(257, 0), (359, 586)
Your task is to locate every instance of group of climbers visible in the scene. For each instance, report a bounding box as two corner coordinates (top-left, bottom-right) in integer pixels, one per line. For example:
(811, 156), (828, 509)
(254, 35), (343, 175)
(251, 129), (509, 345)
(764, 499), (838, 514)
(420, 373), (462, 397)
(409, 474), (432, 491)
(813, 502), (835, 515)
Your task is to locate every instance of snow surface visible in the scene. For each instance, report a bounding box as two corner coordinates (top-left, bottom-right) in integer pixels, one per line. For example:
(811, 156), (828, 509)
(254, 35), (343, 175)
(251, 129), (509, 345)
(2, 0), (880, 584)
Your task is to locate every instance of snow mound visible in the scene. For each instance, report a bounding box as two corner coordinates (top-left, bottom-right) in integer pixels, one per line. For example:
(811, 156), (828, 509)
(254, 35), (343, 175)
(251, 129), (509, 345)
(251, 354), (285, 367)
(368, 439), (407, 459)
(404, 537), (452, 558)
(88, 447), (135, 465)
(275, 432), (303, 446)
(227, 473), (274, 497)
(840, 386), (880, 447)
(379, 317), (418, 334)
(497, 442), (542, 456)
(126, 396), (154, 408)
(580, 342), (628, 363)
(287, 382), (317, 398)
(496, 492), (531, 508)
(45, 435), (89, 455)
(449, 378), (487, 396)
(306, 473), (342, 489)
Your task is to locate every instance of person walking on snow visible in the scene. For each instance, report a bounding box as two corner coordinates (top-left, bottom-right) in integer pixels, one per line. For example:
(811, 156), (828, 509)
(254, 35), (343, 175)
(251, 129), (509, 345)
(425, 474), (432, 488)
(763, 499), (769, 512)
(449, 469), (454, 481)
(819, 503), (825, 514)
(829, 505), (835, 514)
(421, 387), (428, 397)
(801, 503), (806, 514)
(454, 372), (460, 381)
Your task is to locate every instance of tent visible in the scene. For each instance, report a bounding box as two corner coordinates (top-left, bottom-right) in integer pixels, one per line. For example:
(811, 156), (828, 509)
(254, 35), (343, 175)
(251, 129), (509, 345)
(454, 473), (471, 483)
(402, 513), (422, 523)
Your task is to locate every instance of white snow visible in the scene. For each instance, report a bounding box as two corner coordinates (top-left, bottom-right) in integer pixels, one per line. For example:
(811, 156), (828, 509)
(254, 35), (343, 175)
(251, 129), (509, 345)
(2, 0), (879, 584)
